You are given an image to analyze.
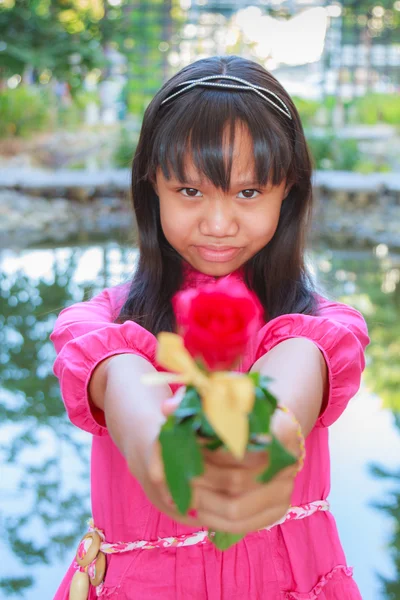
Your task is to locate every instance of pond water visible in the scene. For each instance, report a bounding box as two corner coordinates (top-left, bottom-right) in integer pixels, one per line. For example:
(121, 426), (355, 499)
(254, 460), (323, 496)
(0, 240), (399, 600)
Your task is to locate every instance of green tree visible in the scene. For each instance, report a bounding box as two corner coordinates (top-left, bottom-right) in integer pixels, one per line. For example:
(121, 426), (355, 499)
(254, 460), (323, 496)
(0, 0), (183, 113)
(0, 0), (111, 90)
(341, 0), (400, 44)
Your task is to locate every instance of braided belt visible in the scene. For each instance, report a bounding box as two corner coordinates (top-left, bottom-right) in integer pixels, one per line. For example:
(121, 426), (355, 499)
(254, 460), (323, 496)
(69, 500), (329, 599)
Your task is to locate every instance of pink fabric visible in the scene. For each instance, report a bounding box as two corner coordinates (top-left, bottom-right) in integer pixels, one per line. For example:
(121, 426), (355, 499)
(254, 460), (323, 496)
(50, 270), (369, 600)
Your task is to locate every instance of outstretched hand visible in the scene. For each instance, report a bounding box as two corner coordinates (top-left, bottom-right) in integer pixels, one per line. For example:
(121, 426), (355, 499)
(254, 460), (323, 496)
(158, 388), (301, 535)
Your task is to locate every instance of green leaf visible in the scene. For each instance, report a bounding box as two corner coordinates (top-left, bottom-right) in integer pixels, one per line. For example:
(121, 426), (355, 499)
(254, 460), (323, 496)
(248, 387), (273, 435)
(248, 371), (260, 386)
(174, 387), (202, 421)
(248, 372), (273, 389)
(257, 436), (297, 484)
(160, 418), (204, 514)
(210, 531), (245, 550)
(203, 439), (223, 451)
(198, 412), (216, 438)
(191, 411), (217, 439)
(260, 386), (278, 412)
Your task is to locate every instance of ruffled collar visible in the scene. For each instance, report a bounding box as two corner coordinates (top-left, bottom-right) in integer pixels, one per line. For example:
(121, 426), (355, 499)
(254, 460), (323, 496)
(181, 261), (244, 290)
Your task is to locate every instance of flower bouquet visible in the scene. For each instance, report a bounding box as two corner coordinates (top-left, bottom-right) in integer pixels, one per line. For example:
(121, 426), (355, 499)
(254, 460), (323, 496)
(147, 278), (297, 550)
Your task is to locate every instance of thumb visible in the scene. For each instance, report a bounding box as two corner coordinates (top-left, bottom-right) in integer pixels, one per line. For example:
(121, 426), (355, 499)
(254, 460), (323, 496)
(162, 387), (185, 417)
(148, 442), (165, 484)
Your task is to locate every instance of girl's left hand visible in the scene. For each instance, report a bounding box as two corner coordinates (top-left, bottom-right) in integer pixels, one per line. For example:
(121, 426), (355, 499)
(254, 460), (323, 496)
(162, 394), (301, 536)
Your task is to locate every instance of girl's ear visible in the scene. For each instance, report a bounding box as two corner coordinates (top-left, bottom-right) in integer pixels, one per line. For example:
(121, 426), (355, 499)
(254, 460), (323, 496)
(150, 176), (158, 195)
(283, 183), (293, 200)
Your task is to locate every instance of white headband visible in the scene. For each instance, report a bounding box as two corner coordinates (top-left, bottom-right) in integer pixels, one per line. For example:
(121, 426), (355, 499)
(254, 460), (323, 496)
(160, 74), (292, 120)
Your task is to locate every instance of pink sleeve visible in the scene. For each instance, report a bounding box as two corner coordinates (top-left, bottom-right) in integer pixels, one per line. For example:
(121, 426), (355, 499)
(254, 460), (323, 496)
(50, 285), (157, 436)
(254, 296), (370, 427)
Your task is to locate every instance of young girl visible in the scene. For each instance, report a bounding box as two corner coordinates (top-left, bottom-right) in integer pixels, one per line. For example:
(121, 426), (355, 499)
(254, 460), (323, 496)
(51, 55), (369, 600)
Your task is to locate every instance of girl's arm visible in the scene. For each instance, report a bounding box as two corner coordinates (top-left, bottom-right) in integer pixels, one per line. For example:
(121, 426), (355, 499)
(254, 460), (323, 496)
(89, 354), (168, 452)
(51, 291), (201, 526)
(50, 285), (158, 435)
(253, 297), (370, 435)
(252, 337), (326, 438)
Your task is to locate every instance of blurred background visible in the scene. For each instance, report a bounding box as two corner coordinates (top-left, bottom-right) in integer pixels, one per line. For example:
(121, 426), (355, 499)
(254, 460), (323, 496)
(0, 1), (399, 598)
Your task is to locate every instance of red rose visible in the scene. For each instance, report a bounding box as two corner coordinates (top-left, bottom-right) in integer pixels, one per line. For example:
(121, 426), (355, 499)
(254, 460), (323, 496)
(173, 278), (263, 370)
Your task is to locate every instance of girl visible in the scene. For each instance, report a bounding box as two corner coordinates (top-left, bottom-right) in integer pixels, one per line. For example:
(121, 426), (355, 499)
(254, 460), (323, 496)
(51, 55), (369, 599)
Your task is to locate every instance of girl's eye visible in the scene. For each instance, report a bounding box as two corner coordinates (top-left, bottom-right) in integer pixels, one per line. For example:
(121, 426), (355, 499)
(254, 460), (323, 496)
(179, 188), (202, 198)
(238, 189), (260, 199)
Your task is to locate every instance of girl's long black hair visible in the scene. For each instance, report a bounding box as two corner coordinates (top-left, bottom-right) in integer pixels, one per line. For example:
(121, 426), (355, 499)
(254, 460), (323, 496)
(117, 55), (318, 334)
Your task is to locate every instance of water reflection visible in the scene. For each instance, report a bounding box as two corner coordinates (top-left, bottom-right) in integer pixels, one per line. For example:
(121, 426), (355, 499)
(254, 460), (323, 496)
(369, 413), (400, 600)
(0, 243), (136, 597)
(0, 242), (399, 598)
(312, 247), (400, 413)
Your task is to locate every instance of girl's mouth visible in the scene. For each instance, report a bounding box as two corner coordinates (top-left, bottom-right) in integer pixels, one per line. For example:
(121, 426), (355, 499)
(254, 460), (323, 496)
(194, 245), (241, 263)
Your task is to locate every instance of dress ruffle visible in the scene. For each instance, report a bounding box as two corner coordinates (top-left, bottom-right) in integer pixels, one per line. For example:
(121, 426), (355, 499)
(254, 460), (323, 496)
(255, 300), (369, 427)
(51, 303), (157, 435)
(285, 565), (356, 599)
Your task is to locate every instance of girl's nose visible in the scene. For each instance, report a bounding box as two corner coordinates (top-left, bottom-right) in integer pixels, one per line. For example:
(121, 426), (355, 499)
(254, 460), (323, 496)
(199, 201), (239, 237)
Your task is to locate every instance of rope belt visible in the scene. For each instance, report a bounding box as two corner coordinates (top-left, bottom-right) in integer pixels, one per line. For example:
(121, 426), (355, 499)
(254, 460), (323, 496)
(69, 500), (330, 599)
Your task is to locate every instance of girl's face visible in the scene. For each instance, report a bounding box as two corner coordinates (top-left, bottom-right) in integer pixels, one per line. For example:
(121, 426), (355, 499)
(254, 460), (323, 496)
(155, 124), (287, 277)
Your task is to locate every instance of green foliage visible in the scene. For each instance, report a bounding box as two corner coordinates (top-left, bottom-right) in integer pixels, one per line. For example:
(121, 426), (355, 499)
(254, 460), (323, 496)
(159, 377), (296, 550)
(0, 85), (100, 137)
(160, 416), (204, 514)
(0, 0), (109, 91)
(257, 436), (297, 483)
(316, 250), (400, 413)
(341, 0), (400, 44)
(74, 90), (100, 110)
(356, 160), (392, 174)
(112, 126), (137, 169)
(292, 96), (321, 128)
(307, 134), (361, 171)
(0, 86), (53, 137)
(210, 532), (245, 550)
(56, 102), (82, 131)
(0, 0), (184, 100)
(351, 94), (400, 126)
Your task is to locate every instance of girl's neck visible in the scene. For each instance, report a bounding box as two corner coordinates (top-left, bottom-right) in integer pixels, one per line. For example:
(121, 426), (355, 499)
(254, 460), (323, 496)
(181, 261), (244, 289)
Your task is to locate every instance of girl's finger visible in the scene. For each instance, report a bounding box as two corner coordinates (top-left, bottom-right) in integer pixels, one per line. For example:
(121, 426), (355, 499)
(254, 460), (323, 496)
(193, 463), (264, 496)
(202, 446), (268, 470)
(161, 387), (186, 417)
(196, 476), (292, 523)
(196, 466), (296, 534)
(158, 493), (202, 527)
(147, 442), (165, 484)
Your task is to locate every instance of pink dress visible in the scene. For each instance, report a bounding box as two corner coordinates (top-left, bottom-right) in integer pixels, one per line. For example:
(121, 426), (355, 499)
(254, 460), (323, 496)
(50, 268), (370, 600)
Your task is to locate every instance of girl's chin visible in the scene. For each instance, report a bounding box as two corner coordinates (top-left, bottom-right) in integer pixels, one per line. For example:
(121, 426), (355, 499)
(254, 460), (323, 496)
(186, 257), (244, 277)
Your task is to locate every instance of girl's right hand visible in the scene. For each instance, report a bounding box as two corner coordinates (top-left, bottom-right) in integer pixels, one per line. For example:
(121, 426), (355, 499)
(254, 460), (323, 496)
(127, 440), (206, 529)
(123, 386), (202, 528)
(160, 391), (300, 536)
(101, 355), (201, 528)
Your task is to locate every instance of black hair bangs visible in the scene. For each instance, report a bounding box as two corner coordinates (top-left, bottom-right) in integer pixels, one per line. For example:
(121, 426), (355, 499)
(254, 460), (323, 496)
(148, 87), (295, 192)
